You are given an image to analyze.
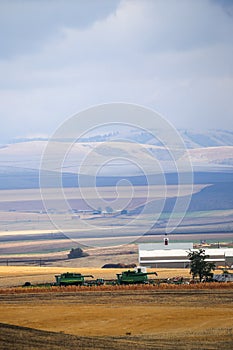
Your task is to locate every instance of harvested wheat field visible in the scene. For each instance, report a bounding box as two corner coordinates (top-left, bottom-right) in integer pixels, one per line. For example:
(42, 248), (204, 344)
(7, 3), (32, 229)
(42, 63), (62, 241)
(0, 266), (196, 288)
(0, 266), (232, 349)
(0, 288), (233, 349)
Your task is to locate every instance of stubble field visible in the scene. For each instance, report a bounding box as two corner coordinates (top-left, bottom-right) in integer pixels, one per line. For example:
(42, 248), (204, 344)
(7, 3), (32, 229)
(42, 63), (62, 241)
(0, 266), (193, 287)
(0, 266), (233, 349)
(0, 287), (232, 349)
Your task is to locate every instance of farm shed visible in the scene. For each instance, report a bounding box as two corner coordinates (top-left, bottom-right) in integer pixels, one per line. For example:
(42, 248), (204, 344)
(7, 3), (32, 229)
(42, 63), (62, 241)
(138, 243), (233, 268)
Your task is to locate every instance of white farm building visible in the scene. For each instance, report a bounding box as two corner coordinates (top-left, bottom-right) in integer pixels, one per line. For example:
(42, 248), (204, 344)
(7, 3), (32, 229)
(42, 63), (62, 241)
(138, 242), (233, 268)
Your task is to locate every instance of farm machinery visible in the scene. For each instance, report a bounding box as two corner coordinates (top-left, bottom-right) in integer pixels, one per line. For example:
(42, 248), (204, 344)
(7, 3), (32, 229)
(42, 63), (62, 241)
(21, 268), (195, 288)
(55, 272), (94, 286)
(54, 267), (158, 287)
(116, 267), (157, 285)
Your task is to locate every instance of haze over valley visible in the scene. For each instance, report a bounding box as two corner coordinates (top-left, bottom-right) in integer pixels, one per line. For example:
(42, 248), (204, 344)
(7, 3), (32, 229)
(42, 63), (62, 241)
(0, 127), (232, 260)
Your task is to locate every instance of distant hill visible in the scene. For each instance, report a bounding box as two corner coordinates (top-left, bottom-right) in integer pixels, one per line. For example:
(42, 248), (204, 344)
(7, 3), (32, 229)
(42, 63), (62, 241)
(129, 182), (233, 215)
(180, 129), (233, 148)
(0, 165), (232, 190)
(8, 128), (233, 148)
(0, 140), (233, 176)
(0, 129), (232, 190)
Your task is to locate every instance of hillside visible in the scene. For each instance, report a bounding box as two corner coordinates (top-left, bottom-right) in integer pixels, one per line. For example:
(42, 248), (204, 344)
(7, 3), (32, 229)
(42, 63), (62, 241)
(0, 140), (233, 179)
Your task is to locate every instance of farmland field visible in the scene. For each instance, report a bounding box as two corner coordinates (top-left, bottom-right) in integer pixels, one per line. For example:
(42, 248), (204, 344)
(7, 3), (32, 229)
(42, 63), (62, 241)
(0, 285), (232, 349)
(0, 266), (194, 288)
(0, 184), (233, 263)
(0, 182), (232, 349)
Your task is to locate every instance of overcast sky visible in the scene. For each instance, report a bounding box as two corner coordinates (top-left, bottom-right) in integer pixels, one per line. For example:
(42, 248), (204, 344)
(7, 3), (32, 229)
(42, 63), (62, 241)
(0, 0), (233, 142)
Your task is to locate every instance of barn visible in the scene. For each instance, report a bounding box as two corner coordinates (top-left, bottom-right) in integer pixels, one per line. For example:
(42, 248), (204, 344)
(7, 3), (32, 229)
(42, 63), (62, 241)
(138, 242), (233, 268)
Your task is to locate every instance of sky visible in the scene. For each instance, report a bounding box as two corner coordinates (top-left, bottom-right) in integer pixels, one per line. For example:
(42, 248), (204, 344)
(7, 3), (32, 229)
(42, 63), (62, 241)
(0, 0), (233, 143)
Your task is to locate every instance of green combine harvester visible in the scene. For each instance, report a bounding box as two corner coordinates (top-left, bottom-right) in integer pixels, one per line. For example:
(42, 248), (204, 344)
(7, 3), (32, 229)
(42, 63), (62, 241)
(116, 267), (157, 285)
(54, 268), (157, 286)
(55, 272), (94, 286)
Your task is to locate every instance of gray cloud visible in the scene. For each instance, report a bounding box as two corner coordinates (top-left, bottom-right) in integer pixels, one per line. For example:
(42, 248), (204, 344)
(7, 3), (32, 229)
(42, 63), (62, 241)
(0, 0), (232, 142)
(0, 0), (120, 59)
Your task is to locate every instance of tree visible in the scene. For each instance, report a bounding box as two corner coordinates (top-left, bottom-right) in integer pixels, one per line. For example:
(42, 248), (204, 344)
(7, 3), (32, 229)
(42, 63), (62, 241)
(188, 249), (215, 282)
(67, 247), (89, 259)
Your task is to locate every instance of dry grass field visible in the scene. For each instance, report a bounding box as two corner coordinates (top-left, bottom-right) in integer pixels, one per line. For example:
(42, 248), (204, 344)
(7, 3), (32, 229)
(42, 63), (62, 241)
(0, 288), (232, 349)
(0, 266), (232, 349)
(0, 266), (196, 287)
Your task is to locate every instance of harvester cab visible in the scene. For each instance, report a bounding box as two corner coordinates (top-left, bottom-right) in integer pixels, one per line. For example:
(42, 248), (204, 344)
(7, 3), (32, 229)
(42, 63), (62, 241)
(116, 266), (157, 285)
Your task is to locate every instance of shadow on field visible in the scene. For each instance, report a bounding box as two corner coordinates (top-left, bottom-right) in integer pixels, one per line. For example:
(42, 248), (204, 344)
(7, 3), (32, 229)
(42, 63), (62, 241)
(0, 322), (232, 350)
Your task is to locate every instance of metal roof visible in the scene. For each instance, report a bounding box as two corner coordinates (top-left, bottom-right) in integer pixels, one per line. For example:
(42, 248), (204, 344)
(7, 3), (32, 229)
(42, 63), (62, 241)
(140, 259), (225, 263)
(139, 247), (233, 258)
(139, 243), (193, 250)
